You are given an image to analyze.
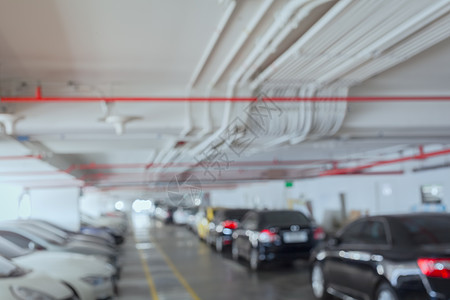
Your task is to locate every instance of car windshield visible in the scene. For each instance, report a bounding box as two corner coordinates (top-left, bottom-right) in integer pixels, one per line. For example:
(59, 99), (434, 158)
(223, 210), (250, 221)
(18, 224), (67, 246)
(395, 215), (450, 245)
(29, 221), (70, 240)
(0, 237), (30, 259)
(261, 211), (310, 227)
(0, 256), (24, 278)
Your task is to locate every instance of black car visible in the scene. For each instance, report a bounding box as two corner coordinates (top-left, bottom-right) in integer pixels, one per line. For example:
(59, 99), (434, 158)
(232, 210), (324, 270)
(310, 213), (450, 300)
(208, 208), (250, 252)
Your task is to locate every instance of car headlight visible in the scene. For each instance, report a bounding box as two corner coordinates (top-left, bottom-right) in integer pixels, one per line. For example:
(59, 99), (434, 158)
(10, 286), (56, 300)
(81, 276), (109, 286)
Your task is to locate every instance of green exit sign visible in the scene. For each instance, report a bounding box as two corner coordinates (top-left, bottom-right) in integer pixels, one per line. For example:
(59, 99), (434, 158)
(285, 181), (293, 187)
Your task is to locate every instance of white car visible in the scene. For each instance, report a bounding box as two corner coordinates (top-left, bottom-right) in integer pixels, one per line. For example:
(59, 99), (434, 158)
(81, 214), (127, 235)
(173, 208), (189, 225)
(0, 236), (115, 300)
(0, 256), (76, 300)
(0, 223), (118, 263)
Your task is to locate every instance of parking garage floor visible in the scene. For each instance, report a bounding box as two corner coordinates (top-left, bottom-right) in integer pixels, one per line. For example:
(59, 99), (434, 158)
(117, 215), (316, 300)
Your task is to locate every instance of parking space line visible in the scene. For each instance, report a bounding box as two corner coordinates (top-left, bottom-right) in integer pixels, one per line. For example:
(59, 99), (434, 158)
(135, 241), (160, 300)
(152, 240), (202, 300)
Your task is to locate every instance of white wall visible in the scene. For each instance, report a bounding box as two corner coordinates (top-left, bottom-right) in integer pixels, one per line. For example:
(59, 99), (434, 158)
(210, 181), (286, 209)
(29, 187), (81, 231)
(288, 168), (450, 224)
(0, 184), (23, 221)
(209, 168), (450, 226)
(79, 192), (117, 217)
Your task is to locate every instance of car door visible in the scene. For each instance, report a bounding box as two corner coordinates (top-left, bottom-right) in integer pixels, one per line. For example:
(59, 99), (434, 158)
(235, 213), (258, 260)
(324, 220), (366, 294)
(326, 220), (389, 299)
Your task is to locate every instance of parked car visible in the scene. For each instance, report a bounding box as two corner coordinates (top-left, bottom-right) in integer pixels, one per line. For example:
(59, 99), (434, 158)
(197, 207), (224, 241)
(232, 210), (324, 270)
(81, 213), (127, 239)
(208, 208), (250, 252)
(0, 223), (119, 271)
(22, 220), (116, 249)
(80, 225), (123, 246)
(310, 213), (450, 300)
(173, 207), (198, 225)
(0, 255), (76, 300)
(153, 205), (177, 224)
(0, 236), (115, 300)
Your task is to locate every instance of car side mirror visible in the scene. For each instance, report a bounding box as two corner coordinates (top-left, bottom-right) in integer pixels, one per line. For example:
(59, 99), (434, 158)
(327, 236), (341, 247)
(27, 241), (36, 250)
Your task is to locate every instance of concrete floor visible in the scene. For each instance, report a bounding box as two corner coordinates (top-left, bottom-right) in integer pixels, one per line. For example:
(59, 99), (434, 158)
(117, 215), (316, 300)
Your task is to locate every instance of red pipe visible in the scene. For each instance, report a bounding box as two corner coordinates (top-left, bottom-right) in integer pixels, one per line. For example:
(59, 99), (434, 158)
(321, 148), (450, 176)
(2, 96), (450, 102)
(66, 159), (336, 173)
(1, 88), (449, 102)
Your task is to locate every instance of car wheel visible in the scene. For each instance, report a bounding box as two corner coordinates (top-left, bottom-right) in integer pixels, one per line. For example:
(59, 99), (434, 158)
(215, 236), (223, 253)
(376, 282), (399, 300)
(311, 262), (331, 300)
(250, 248), (260, 271)
(232, 241), (239, 261)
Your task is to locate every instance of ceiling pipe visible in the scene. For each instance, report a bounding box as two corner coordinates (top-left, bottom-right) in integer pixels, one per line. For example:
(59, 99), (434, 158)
(188, 0), (237, 88)
(239, 0), (330, 85)
(321, 147), (450, 176)
(65, 159), (336, 172)
(316, 0), (450, 87)
(250, 0), (353, 90)
(2, 88), (449, 102)
(230, 0), (311, 87)
(208, 0), (273, 88)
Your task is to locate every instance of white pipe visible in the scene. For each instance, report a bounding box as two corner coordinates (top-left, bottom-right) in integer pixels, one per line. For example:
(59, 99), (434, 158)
(227, 0), (310, 92)
(196, 101), (213, 138)
(294, 0), (415, 82)
(249, 0), (354, 91)
(180, 102), (193, 137)
(268, 0), (380, 83)
(188, 101), (232, 157)
(343, 17), (450, 84)
(316, 0), (450, 86)
(208, 0), (274, 88)
(242, 0), (333, 85)
(188, 0), (236, 88)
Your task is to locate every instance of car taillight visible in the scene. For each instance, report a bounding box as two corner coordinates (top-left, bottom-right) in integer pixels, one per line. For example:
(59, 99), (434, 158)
(222, 220), (238, 230)
(259, 229), (279, 243)
(417, 258), (450, 278)
(313, 227), (325, 240)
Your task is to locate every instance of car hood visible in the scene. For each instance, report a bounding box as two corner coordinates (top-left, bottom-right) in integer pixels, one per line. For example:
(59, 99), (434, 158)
(65, 240), (117, 257)
(71, 234), (114, 248)
(0, 271), (73, 299)
(13, 251), (115, 277)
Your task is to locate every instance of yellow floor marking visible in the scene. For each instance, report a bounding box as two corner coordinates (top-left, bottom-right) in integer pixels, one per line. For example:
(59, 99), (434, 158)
(135, 237), (160, 300)
(153, 240), (202, 300)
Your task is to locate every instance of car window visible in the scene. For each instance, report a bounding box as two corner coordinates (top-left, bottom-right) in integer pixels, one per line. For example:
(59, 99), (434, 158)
(260, 211), (310, 228)
(0, 231), (33, 249)
(17, 225), (66, 246)
(242, 213), (258, 231)
(224, 210), (250, 221)
(360, 221), (388, 245)
(391, 215), (450, 245)
(339, 221), (366, 244)
(0, 237), (30, 259)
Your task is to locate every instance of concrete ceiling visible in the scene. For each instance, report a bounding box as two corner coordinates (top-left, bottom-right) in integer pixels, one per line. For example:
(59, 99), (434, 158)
(0, 0), (449, 198)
